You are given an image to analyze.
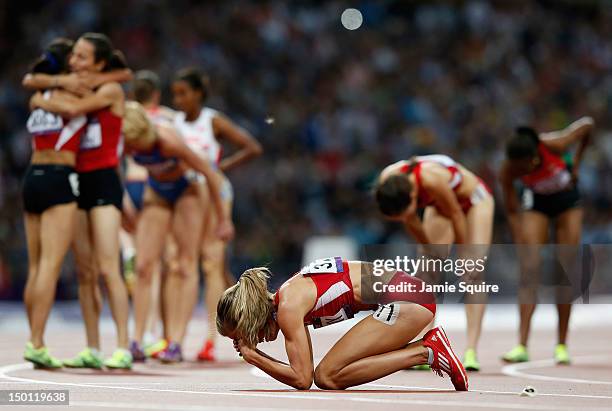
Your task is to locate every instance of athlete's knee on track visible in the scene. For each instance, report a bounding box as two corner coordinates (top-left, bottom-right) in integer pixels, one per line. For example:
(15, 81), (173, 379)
(314, 363), (342, 390)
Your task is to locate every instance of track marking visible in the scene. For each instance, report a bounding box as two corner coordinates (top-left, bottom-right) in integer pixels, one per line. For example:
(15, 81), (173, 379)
(502, 355), (612, 385)
(70, 400), (305, 410)
(0, 363), (612, 411)
(251, 366), (612, 400)
(0, 362), (590, 410)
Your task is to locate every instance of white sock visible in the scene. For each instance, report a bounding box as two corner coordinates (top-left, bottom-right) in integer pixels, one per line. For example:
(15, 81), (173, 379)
(427, 347), (434, 365)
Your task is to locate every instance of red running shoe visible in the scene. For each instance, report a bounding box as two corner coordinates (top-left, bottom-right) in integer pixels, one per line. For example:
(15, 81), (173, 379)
(196, 340), (215, 362)
(422, 327), (469, 391)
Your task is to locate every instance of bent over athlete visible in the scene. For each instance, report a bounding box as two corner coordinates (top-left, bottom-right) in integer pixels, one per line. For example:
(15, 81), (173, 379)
(217, 257), (468, 391)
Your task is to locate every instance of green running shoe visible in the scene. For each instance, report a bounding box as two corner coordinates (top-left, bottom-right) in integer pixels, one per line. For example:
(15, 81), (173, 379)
(502, 344), (529, 363)
(63, 348), (103, 369)
(554, 344), (570, 365)
(412, 364), (431, 371)
(144, 339), (168, 358)
(24, 342), (62, 369)
(104, 348), (133, 370)
(463, 349), (480, 371)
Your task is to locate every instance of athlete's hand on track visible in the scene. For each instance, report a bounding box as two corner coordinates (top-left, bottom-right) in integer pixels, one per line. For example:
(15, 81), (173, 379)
(217, 219), (235, 241)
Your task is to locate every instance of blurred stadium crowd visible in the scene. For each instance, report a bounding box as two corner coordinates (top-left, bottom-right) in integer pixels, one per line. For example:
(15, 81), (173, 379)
(1, 0), (611, 298)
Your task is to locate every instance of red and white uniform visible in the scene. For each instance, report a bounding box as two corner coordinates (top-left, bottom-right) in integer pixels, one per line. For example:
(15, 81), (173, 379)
(400, 154), (490, 213)
(275, 257), (366, 328)
(76, 108), (122, 173)
(275, 257), (435, 329)
(521, 143), (572, 194)
(26, 93), (86, 153)
(174, 107), (221, 166)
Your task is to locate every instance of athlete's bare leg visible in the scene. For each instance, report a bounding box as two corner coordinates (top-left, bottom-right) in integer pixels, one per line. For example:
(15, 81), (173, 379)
(464, 196), (494, 353)
(133, 194), (172, 344)
(200, 192), (232, 345)
(73, 210), (102, 350)
(27, 203), (77, 348)
(554, 207), (582, 346)
(419, 207), (454, 338)
(162, 236), (181, 342)
(23, 213), (41, 331)
(314, 303), (434, 390)
(89, 205), (130, 349)
(171, 189), (205, 344)
(518, 211), (549, 347)
(144, 261), (162, 340)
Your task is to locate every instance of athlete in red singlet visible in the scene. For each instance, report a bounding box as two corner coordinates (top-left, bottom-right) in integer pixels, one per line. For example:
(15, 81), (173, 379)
(22, 39), (86, 369)
(75, 107), (122, 173)
(374, 154), (494, 371)
(31, 33), (133, 370)
(500, 117), (594, 365)
(216, 258), (467, 391)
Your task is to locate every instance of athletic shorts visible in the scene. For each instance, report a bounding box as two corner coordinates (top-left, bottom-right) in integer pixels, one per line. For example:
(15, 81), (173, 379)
(78, 167), (123, 211)
(22, 164), (79, 214)
(459, 180), (492, 214)
(125, 180), (145, 211)
(379, 271), (437, 315)
(521, 186), (581, 218)
(148, 176), (190, 205)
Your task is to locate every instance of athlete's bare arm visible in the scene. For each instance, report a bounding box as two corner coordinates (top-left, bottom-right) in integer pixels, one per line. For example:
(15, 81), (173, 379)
(403, 213), (430, 244)
(78, 69), (133, 89)
(539, 116), (594, 154)
(23, 73), (90, 96)
(22, 69), (133, 96)
(238, 286), (314, 390)
(499, 162), (522, 243)
(213, 114), (263, 172)
(30, 83), (123, 117)
(421, 169), (468, 244)
(159, 124), (234, 241)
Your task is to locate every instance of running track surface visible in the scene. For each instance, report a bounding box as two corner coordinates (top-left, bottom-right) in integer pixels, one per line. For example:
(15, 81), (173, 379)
(1, 303), (611, 411)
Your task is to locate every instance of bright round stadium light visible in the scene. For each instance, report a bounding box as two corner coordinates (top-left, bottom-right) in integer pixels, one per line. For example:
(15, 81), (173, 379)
(341, 8), (363, 30)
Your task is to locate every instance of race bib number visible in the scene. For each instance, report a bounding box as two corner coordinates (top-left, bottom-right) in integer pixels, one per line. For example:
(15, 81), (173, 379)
(522, 189), (534, 211)
(80, 122), (102, 149)
(68, 173), (80, 197)
(373, 304), (399, 326)
(27, 109), (63, 134)
(300, 257), (343, 275)
(312, 306), (353, 329)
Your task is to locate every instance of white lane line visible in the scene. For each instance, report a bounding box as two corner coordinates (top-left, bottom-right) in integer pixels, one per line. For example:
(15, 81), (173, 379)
(502, 355), (612, 385)
(252, 365), (612, 400)
(367, 384), (612, 401)
(1, 362), (610, 410)
(70, 401), (302, 411)
(0, 362), (566, 410)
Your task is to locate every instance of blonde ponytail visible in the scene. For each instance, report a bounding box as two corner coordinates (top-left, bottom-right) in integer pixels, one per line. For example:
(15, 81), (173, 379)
(122, 101), (156, 148)
(216, 267), (274, 347)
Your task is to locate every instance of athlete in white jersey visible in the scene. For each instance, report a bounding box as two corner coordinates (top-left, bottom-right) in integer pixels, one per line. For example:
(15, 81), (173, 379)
(172, 67), (262, 361)
(175, 107), (221, 165)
